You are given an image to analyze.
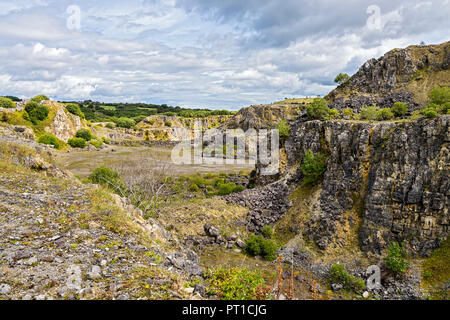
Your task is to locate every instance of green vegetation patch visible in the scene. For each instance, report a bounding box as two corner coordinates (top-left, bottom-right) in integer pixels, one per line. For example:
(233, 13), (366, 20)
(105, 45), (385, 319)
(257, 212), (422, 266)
(329, 263), (365, 293)
(205, 267), (268, 300)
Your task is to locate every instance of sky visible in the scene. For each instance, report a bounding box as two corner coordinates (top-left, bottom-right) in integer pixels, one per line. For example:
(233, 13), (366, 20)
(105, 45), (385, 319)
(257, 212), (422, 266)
(0, 0), (449, 110)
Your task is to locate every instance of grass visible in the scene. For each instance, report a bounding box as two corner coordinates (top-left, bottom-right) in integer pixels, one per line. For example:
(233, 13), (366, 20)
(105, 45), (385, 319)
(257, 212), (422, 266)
(274, 98), (315, 104)
(421, 237), (450, 299)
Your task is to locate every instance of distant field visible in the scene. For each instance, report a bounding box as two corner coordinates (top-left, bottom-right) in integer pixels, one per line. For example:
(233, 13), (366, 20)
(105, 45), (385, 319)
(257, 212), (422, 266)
(102, 105), (117, 111)
(274, 98), (315, 104)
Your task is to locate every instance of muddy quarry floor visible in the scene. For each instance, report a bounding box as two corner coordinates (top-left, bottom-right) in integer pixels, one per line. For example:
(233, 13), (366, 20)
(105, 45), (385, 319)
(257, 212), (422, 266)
(56, 145), (255, 178)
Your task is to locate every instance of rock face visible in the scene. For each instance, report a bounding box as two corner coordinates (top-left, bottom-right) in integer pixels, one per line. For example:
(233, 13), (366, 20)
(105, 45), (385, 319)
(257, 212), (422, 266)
(276, 116), (448, 257)
(137, 115), (230, 141)
(221, 104), (299, 131)
(45, 104), (84, 142)
(327, 41), (450, 111)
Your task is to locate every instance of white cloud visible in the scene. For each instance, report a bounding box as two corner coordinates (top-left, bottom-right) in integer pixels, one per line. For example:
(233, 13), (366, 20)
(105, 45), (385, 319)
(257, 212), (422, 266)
(0, 0), (448, 108)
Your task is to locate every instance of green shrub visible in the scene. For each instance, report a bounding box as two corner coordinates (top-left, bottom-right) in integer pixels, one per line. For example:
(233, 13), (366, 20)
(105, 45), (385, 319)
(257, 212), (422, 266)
(105, 123), (115, 129)
(75, 129), (93, 141)
(245, 234), (278, 261)
(276, 119), (290, 143)
(360, 104), (380, 120)
(216, 182), (237, 196)
(89, 139), (103, 148)
(115, 117), (135, 128)
(101, 136), (110, 144)
(38, 133), (62, 149)
(165, 121), (172, 127)
(233, 184), (245, 193)
(422, 107), (438, 118)
(262, 225), (273, 239)
(189, 184), (200, 192)
(384, 242), (409, 274)
(65, 103), (85, 118)
(30, 95), (49, 103)
(301, 150), (327, 185)
(342, 107), (354, 119)
(0, 97), (16, 109)
(334, 73), (350, 85)
(391, 102), (408, 117)
(377, 108), (394, 120)
(325, 108), (340, 120)
(68, 137), (87, 148)
(88, 166), (126, 194)
(24, 101), (49, 124)
(206, 267), (267, 300)
(306, 98), (329, 120)
(428, 87), (450, 106)
(329, 263), (365, 293)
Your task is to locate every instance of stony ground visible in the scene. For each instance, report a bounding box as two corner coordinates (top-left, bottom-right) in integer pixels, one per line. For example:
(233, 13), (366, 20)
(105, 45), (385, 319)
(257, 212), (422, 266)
(0, 158), (204, 300)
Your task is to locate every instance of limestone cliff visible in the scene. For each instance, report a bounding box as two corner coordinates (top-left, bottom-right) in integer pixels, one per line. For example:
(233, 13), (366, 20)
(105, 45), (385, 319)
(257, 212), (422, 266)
(283, 116), (448, 257)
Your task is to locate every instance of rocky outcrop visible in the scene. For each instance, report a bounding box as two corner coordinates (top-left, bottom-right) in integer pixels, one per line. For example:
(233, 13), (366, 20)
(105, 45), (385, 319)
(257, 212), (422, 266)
(327, 41), (450, 111)
(264, 116), (449, 257)
(45, 104), (84, 142)
(221, 104), (299, 131)
(224, 180), (291, 233)
(137, 115), (230, 141)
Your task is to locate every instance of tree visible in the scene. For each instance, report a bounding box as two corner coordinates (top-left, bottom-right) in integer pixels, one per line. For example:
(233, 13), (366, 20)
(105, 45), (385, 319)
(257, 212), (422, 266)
(24, 101), (49, 124)
(334, 73), (350, 85)
(301, 150), (327, 185)
(306, 98), (329, 120)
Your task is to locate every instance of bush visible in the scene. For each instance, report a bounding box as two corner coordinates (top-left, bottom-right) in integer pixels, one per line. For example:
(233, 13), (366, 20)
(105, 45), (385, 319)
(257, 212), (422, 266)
(306, 98), (329, 120)
(68, 137), (87, 148)
(189, 184), (199, 192)
(206, 267), (267, 300)
(0, 97), (16, 109)
(360, 104), (380, 120)
(38, 133), (61, 149)
(245, 234), (278, 261)
(275, 119), (290, 143)
(428, 87), (450, 106)
(24, 102), (49, 124)
(105, 123), (115, 129)
(329, 263), (365, 293)
(377, 108), (394, 120)
(325, 108), (340, 120)
(101, 136), (110, 144)
(165, 121), (172, 127)
(301, 150), (327, 185)
(216, 182), (236, 196)
(334, 73), (350, 85)
(115, 117), (135, 128)
(422, 107), (438, 118)
(233, 184), (245, 193)
(65, 103), (85, 118)
(88, 166), (126, 194)
(89, 139), (103, 148)
(262, 225), (273, 239)
(75, 129), (93, 141)
(384, 242), (409, 274)
(341, 107), (354, 119)
(391, 102), (408, 117)
(30, 95), (49, 103)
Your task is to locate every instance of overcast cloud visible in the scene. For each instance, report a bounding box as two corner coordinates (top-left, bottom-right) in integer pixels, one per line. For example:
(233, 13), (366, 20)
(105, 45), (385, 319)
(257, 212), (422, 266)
(0, 0), (448, 109)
